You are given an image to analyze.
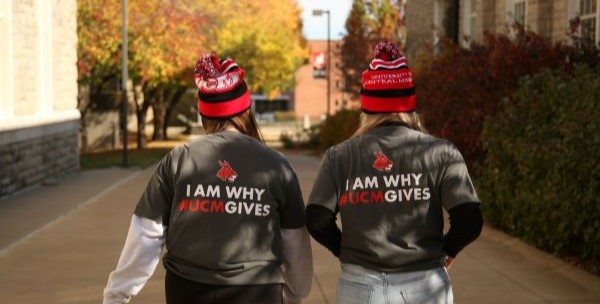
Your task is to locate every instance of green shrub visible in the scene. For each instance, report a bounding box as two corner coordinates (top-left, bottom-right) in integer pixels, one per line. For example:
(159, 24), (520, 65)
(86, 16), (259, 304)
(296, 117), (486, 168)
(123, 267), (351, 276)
(319, 109), (361, 151)
(479, 65), (600, 259)
(280, 125), (320, 149)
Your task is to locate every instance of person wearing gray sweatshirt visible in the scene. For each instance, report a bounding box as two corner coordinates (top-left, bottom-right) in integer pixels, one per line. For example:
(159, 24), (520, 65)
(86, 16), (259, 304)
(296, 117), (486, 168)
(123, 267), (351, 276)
(306, 42), (482, 304)
(103, 54), (312, 304)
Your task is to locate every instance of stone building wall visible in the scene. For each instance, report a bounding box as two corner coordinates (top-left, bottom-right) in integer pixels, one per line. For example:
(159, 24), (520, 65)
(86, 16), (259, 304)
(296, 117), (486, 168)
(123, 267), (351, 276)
(465, 0), (576, 44)
(405, 0), (436, 59)
(0, 0), (80, 200)
(0, 121), (79, 197)
(406, 0), (463, 58)
(551, 0), (571, 42)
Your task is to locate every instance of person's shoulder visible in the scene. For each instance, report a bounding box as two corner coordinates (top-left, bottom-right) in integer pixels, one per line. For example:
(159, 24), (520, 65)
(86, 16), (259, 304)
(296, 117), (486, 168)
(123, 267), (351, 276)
(155, 142), (189, 168)
(407, 130), (453, 148)
(264, 145), (292, 162)
(165, 135), (225, 162)
(256, 148), (301, 183)
(326, 136), (357, 155)
(168, 139), (196, 157)
(271, 149), (302, 173)
(417, 133), (464, 161)
(181, 132), (243, 152)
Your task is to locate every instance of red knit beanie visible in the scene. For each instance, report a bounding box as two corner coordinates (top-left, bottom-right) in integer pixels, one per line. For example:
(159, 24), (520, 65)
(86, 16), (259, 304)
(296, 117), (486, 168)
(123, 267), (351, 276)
(360, 41), (416, 113)
(194, 54), (252, 118)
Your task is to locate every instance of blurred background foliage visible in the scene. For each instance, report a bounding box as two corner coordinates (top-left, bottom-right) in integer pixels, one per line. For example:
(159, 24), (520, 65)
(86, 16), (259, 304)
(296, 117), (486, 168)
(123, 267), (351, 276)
(77, 0), (307, 146)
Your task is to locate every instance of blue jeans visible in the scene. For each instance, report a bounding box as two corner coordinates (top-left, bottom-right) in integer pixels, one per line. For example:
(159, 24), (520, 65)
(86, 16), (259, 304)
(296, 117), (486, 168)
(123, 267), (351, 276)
(336, 264), (453, 304)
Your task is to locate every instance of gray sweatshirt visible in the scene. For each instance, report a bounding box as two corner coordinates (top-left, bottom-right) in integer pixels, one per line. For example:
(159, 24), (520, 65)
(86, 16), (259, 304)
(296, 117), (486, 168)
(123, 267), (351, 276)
(308, 124), (479, 272)
(104, 130), (312, 303)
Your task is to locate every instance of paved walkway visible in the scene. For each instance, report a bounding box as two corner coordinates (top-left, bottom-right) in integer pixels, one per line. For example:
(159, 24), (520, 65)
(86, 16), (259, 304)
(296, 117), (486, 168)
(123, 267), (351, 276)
(0, 151), (599, 303)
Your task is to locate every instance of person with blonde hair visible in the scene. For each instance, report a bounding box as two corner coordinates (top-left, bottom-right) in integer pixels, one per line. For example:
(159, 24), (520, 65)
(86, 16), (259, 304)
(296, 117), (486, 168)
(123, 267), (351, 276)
(306, 41), (483, 304)
(103, 54), (312, 304)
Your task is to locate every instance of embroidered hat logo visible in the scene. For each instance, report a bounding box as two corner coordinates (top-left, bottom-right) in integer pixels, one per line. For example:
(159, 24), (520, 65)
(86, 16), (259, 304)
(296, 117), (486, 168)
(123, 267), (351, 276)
(217, 161), (238, 183)
(373, 151), (393, 172)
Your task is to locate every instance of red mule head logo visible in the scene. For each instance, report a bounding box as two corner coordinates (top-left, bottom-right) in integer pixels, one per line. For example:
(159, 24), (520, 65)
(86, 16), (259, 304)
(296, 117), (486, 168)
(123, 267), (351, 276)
(373, 151), (393, 172)
(217, 160), (238, 183)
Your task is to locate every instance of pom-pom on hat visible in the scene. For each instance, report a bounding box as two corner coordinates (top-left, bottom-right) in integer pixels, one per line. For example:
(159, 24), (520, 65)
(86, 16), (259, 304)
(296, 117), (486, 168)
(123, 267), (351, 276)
(360, 41), (416, 113)
(194, 54), (252, 118)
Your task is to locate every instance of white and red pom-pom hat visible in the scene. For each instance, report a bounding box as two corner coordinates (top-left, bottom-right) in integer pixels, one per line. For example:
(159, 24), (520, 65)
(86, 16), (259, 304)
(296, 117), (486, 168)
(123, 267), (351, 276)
(194, 54), (252, 118)
(360, 41), (416, 113)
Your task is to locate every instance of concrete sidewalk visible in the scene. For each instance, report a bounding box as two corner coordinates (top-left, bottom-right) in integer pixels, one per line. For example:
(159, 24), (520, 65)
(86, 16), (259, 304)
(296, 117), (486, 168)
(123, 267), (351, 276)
(0, 151), (599, 303)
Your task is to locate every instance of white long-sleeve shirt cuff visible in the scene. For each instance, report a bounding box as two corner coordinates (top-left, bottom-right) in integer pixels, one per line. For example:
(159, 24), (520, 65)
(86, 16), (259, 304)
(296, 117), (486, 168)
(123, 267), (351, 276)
(103, 215), (166, 304)
(281, 227), (313, 304)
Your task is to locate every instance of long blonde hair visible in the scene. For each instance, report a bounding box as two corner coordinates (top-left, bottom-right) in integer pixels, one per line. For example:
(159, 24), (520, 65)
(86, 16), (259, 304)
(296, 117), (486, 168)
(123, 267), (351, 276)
(353, 112), (427, 138)
(202, 109), (264, 143)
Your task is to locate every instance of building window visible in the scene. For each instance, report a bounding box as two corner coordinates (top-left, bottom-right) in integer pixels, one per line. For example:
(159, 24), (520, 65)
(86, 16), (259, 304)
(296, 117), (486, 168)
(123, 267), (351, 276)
(514, 1), (526, 26)
(569, 0), (600, 45)
(579, 0), (598, 43)
(462, 0), (477, 47)
(506, 0), (527, 27)
(469, 1), (477, 37)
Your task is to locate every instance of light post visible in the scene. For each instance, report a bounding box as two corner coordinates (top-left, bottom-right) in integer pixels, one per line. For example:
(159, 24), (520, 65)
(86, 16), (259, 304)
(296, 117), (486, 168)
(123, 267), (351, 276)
(121, 0), (129, 167)
(312, 9), (330, 118)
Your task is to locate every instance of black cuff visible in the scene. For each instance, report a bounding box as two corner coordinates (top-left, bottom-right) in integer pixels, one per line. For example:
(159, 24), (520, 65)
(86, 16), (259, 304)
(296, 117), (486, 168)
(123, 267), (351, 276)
(444, 202), (483, 257)
(306, 205), (342, 257)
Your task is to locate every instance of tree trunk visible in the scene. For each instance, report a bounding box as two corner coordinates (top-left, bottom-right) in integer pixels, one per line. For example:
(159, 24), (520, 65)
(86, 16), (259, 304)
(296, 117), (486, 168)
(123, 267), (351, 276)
(136, 107), (148, 149)
(136, 85), (154, 149)
(152, 87), (167, 141)
(77, 84), (91, 152)
(162, 87), (187, 140)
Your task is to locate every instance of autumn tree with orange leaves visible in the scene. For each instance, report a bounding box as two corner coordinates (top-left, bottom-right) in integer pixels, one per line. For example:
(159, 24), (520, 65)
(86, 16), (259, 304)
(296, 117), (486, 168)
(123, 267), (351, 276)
(77, 0), (306, 148)
(78, 0), (209, 147)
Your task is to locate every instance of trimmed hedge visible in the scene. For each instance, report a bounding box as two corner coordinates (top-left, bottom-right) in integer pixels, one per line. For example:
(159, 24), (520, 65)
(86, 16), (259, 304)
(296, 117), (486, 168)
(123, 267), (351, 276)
(479, 65), (600, 259)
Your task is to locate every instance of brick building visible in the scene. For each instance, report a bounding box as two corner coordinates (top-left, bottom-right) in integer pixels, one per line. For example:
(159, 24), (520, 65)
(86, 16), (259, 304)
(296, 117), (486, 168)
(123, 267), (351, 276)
(406, 0), (599, 55)
(294, 40), (357, 121)
(0, 0), (79, 199)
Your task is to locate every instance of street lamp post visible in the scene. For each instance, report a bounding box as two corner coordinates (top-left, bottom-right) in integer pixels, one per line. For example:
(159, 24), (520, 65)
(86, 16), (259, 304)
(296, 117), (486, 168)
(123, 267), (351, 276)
(121, 0), (129, 167)
(312, 9), (330, 118)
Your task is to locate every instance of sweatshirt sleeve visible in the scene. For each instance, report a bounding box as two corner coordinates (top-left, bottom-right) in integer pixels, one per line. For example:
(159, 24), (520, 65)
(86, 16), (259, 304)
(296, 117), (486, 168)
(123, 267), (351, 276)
(306, 204), (341, 257)
(443, 202), (483, 257)
(307, 150), (339, 212)
(103, 215), (166, 304)
(281, 227), (313, 304)
(134, 153), (174, 224)
(439, 145), (480, 210)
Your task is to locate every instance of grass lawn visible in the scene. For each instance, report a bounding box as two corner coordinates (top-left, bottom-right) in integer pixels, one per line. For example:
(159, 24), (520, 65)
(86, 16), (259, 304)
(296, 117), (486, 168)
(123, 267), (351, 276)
(81, 133), (191, 170)
(80, 147), (172, 170)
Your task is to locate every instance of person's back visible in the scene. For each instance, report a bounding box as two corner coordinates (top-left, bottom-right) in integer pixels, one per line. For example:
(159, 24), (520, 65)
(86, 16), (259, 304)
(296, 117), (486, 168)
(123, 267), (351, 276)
(306, 42), (482, 304)
(150, 130), (305, 285)
(321, 124), (474, 273)
(104, 54), (312, 304)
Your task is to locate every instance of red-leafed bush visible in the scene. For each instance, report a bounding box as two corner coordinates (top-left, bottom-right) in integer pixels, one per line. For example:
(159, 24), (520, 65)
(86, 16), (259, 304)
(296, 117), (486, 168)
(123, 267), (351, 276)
(414, 29), (572, 172)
